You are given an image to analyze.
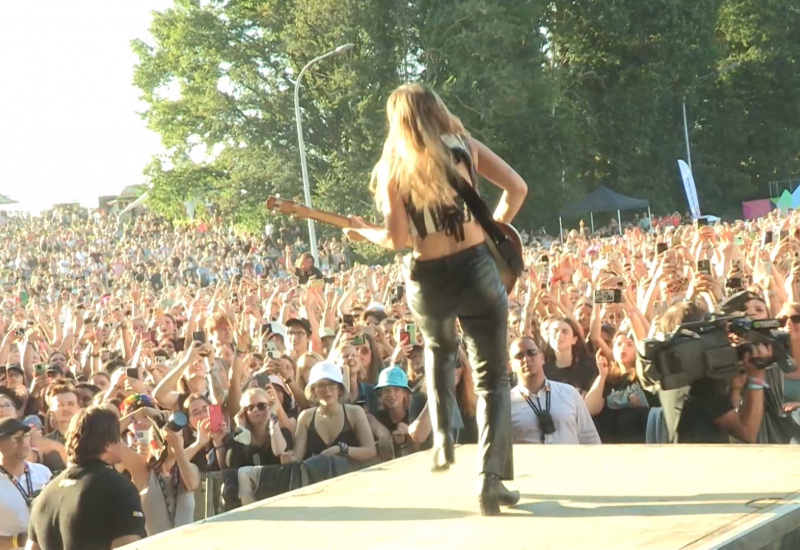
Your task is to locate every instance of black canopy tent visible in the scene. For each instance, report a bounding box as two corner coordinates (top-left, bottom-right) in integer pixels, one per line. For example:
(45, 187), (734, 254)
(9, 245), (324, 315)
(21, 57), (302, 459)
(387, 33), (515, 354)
(558, 185), (651, 236)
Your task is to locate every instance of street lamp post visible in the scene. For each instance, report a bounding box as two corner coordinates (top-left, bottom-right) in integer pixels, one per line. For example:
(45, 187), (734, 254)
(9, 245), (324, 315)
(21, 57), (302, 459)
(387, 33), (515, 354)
(293, 43), (354, 262)
(681, 61), (741, 173)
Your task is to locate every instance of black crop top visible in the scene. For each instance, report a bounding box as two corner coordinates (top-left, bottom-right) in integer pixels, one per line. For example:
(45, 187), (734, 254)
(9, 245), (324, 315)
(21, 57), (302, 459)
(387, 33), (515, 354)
(304, 405), (360, 459)
(404, 134), (475, 242)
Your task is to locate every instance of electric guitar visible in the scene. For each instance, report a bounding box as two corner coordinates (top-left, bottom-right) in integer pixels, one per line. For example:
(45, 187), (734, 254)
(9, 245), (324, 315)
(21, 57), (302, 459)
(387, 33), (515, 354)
(265, 196), (522, 294)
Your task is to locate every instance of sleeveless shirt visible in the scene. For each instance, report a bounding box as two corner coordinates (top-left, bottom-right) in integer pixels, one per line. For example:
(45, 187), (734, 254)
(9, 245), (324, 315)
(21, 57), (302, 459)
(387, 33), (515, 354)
(404, 134), (475, 242)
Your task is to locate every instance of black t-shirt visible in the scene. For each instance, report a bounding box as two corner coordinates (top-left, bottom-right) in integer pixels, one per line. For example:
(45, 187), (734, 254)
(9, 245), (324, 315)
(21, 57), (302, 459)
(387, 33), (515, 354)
(226, 428), (293, 468)
(29, 459), (146, 550)
(375, 409), (409, 433)
(42, 430), (66, 475)
(294, 266), (322, 285)
(675, 378), (734, 443)
(544, 357), (598, 394)
(594, 377), (659, 443)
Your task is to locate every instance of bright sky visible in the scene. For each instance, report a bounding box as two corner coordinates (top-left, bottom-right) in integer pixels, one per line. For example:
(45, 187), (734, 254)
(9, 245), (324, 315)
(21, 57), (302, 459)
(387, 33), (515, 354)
(0, 1), (173, 213)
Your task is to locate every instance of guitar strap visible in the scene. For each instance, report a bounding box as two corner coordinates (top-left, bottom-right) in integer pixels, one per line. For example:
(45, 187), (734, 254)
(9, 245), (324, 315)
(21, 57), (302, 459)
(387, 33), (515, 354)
(444, 136), (524, 277)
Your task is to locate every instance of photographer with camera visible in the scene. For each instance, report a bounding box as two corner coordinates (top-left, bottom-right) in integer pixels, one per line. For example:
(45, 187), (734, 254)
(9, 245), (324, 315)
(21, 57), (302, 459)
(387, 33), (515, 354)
(138, 411), (200, 536)
(654, 302), (766, 443)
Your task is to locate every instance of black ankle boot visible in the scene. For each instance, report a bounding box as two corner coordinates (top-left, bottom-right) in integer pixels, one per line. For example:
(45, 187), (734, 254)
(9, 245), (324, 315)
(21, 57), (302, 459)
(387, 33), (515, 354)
(430, 433), (455, 472)
(479, 474), (520, 516)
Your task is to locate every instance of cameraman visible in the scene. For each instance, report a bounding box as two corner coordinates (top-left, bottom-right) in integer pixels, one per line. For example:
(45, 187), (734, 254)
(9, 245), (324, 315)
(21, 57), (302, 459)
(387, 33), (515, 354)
(657, 302), (765, 443)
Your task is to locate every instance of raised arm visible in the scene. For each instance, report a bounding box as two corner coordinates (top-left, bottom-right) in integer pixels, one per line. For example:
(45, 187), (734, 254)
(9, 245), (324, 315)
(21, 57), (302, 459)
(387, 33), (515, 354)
(467, 136), (528, 223)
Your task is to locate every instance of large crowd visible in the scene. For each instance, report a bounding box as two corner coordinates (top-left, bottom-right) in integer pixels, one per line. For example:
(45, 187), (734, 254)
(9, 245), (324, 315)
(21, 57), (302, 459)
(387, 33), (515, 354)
(1, 205), (800, 547)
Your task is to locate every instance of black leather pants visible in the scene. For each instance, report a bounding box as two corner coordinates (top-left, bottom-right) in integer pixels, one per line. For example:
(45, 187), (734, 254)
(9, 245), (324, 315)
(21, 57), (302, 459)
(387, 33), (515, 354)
(406, 243), (514, 480)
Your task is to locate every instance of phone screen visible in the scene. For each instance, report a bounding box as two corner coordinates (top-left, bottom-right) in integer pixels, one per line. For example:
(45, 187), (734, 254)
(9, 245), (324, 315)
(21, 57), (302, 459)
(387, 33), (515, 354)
(350, 334), (366, 346)
(266, 341), (280, 359)
(125, 367), (139, 380)
(697, 259), (712, 275)
(208, 404), (223, 432)
(404, 323), (416, 343)
(192, 331), (206, 344)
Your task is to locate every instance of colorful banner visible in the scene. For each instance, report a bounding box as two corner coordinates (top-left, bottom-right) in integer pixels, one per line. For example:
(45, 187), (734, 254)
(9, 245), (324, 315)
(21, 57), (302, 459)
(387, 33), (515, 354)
(677, 160), (701, 220)
(773, 189), (793, 212)
(741, 199), (773, 219)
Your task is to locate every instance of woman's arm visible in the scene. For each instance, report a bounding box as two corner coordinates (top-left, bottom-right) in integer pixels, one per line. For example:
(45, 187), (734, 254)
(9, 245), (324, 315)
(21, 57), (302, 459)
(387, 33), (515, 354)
(588, 299), (612, 359)
(152, 347), (195, 410)
(344, 176), (411, 250)
(408, 401), (432, 444)
(117, 444), (150, 492)
(291, 410), (311, 461)
(467, 136), (528, 223)
(584, 376), (606, 416)
(0, 331), (15, 366)
(285, 246), (294, 273)
(176, 449), (201, 492)
(121, 323), (133, 363)
(269, 416), (288, 457)
(227, 353), (244, 419)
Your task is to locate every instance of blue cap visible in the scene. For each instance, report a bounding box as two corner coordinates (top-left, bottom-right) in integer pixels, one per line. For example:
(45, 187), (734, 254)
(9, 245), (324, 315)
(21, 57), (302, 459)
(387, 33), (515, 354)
(374, 366), (410, 392)
(22, 415), (43, 431)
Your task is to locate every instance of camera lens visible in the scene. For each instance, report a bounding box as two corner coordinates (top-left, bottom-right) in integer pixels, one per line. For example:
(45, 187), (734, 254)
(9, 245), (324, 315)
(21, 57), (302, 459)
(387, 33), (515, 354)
(165, 411), (188, 432)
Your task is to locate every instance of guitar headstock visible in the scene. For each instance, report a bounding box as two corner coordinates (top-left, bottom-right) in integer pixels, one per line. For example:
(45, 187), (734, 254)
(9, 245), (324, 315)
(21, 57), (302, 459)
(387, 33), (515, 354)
(265, 196), (304, 217)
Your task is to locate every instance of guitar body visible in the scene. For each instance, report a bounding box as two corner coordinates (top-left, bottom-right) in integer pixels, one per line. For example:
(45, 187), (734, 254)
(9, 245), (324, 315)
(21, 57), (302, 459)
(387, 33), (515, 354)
(484, 222), (523, 294)
(265, 195), (522, 294)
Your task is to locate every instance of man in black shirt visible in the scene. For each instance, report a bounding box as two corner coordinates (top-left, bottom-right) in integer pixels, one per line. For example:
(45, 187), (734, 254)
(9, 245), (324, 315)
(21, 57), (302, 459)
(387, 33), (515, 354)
(27, 406), (146, 550)
(656, 302), (766, 443)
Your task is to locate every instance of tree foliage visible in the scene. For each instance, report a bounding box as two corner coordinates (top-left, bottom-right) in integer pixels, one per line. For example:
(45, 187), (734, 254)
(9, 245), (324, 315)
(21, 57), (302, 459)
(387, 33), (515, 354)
(133, 0), (800, 232)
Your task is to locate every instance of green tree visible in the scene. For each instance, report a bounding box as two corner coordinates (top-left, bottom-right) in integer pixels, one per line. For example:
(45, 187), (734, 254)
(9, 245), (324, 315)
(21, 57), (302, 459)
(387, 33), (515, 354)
(693, 0), (800, 210)
(134, 0), (800, 233)
(414, 0), (592, 228)
(548, 0), (722, 215)
(133, 0), (413, 234)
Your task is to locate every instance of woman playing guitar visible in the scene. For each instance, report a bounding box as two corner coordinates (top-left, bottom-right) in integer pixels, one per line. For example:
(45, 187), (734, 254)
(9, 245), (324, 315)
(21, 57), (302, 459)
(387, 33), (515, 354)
(343, 83), (527, 516)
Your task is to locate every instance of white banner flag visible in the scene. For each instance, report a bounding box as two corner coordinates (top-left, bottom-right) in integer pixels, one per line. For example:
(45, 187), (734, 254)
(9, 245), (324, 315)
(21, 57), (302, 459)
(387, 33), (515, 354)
(677, 160), (701, 220)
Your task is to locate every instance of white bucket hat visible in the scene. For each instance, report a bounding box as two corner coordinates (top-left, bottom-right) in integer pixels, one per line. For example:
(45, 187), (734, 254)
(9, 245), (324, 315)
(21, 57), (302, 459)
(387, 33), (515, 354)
(304, 361), (344, 401)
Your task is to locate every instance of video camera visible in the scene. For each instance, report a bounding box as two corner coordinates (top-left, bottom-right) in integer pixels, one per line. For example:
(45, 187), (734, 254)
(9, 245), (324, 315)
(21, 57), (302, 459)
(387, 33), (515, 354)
(636, 292), (794, 392)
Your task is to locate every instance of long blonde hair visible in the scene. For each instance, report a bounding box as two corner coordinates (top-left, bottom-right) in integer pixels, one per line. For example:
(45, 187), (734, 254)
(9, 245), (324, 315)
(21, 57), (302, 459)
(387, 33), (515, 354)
(372, 83), (467, 209)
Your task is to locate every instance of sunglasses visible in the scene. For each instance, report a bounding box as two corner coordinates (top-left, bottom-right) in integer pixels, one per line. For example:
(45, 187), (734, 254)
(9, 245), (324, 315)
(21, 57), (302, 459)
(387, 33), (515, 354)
(782, 314), (800, 325)
(247, 402), (269, 412)
(8, 432), (31, 444)
(514, 349), (540, 361)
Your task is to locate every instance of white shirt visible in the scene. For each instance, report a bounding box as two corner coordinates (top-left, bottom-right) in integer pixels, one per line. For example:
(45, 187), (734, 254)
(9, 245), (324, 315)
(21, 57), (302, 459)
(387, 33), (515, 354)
(511, 380), (601, 444)
(0, 461), (52, 546)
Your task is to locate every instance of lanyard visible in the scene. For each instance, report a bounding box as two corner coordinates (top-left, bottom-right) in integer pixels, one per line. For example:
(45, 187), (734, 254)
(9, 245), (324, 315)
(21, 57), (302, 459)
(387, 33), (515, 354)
(0, 463), (34, 508)
(524, 389), (551, 416)
(524, 387), (551, 444)
(155, 464), (179, 527)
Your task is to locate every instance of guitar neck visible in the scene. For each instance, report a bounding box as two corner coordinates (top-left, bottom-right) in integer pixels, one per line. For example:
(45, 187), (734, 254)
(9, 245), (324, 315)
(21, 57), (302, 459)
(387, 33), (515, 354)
(266, 196), (382, 230)
(298, 206), (382, 230)
(303, 209), (354, 229)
